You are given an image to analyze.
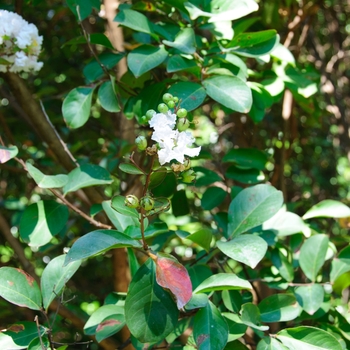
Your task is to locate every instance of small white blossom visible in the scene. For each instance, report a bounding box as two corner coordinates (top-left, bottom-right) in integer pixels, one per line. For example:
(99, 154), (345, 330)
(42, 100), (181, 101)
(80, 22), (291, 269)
(148, 112), (201, 165)
(0, 10), (43, 73)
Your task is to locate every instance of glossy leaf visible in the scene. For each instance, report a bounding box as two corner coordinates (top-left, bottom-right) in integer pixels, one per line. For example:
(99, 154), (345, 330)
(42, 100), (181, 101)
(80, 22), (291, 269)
(257, 337), (289, 350)
(222, 148), (268, 170)
(102, 200), (139, 231)
(0, 322), (46, 350)
(241, 303), (269, 331)
(294, 284), (324, 315)
(277, 326), (343, 350)
(222, 313), (247, 341)
(188, 265), (213, 290)
(168, 82), (207, 111)
(63, 164), (113, 194)
(149, 167), (168, 189)
(194, 166), (223, 187)
(125, 259), (179, 343)
(127, 45), (168, 78)
(62, 86), (95, 129)
(228, 30), (277, 49)
(66, 0), (100, 20)
(98, 80), (120, 112)
(217, 234), (268, 268)
(185, 293), (208, 310)
(330, 245), (350, 283)
(222, 290), (242, 313)
(26, 162), (68, 188)
(150, 252), (192, 310)
(111, 195), (139, 219)
(228, 184), (284, 237)
(119, 163), (144, 175)
(225, 165), (265, 184)
(41, 255), (81, 309)
(203, 75), (252, 113)
(19, 200), (69, 247)
(0, 267), (42, 310)
(194, 273), (252, 293)
(193, 301), (228, 350)
(299, 234), (329, 282)
(167, 55), (197, 73)
(201, 187), (227, 210)
(84, 305), (125, 341)
(163, 28), (196, 54)
(28, 337), (50, 350)
(232, 35), (280, 58)
(63, 33), (114, 50)
(115, 9), (155, 34)
(0, 145), (18, 164)
(64, 230), (142, 266)
(303, 200), (350, 220)
(271, 248), (294, 282)
(259, 294), (300, 322)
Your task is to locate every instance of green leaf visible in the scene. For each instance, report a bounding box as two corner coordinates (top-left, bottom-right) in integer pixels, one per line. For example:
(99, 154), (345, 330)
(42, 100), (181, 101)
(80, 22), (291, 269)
(98, 80), (120, 112)
(203, 76), (252, 113)
(127, 45), (168, 78)
(115, 9), (155, 35)
(0, 145), (18, 164)
(127, 248), (140, 278)
(222, 290), (242, 313)
(277, 326), (343, 350)
(228, 30), (277, 49)
(299, 234), (329, 282)
(66, 0), (100, 20)
(64, 230), (142, 266)
(26, 162), (68, 188)
(84, 305), (125, 340)
(125, 259), (179, 343)
(41, 255), (81, 310)
(241, 303), (269, 331)
(217, 234), (268, 269)
(193, 166), (223, 187)
(63, 164), (113, 194)
(225, 165), (265, 184)
(167, 55), (197, 73)
(19, 200), (69, 247)
(259, 294), (300, 322)
(223, 148), (268, 170)
(271, 248), (294, 282)
(0, 268), (42, 310)
(228, 184), (284, 237)
(194, 273), (252, 293)
(257, 337), (289, 350)
(271, 44), (295, 65)
(149, 168), (168, 189)
(193, 301), (228, 350)
(294, 284), (324, 315)
(185, 293), (208, 310)
(171, 190), (190, 217)
(303, 200), (350, 220)
(63, 33), (114, 50)
(222, 313), (247, 342)
(232, 35), (280, 58)
(83, 52), (124, 83)
(119, 163), (144, 175)
(168, 82), (207, 112)
(102, 200), (139, 232)
(163, 28), (196, 54)
(62, 86), (95, 129)
(28, 336), (50, 350)
(201, 187), (227, 210)
(330, 245), (350, 283)
(0, 322), (46, 350)
(187, 229), (212, 252)
(188, 265), (213, 290)
(111, 195), (139, 219)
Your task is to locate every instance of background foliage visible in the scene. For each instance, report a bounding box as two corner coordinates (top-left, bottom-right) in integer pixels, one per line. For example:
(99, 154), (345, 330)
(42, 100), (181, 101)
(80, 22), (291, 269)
(0, 0), (350, 349)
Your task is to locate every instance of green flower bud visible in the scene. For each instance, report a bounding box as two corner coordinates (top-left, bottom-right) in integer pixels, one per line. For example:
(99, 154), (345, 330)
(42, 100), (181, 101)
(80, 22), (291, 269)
(140, 195), (155, 211)
(182, 169), (196, 183)
(162, 93), (173, 103)
(135, 135), (147, 151)
(167, 100), (175, 109)
(146, 109), (156, 120)
(125, 195), (139, 209)
(176, 118), (190, 131)
(173, 96), (179, 103)
(158, 103), (169, 113)
(177, 108), (187, 118)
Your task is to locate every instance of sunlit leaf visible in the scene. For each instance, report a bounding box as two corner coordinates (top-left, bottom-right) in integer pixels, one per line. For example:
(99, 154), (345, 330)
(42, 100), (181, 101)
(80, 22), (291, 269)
(0, 145), (18, 164)
(26, 162), (68, 188)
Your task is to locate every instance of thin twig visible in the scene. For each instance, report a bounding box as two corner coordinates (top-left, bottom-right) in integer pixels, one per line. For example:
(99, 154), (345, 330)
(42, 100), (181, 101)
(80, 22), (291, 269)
(34, 315), (47, 350)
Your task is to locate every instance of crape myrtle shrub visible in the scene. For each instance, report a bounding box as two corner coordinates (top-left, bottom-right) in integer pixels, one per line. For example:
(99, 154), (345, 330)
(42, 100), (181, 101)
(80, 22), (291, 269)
(0, 1), (350, 350)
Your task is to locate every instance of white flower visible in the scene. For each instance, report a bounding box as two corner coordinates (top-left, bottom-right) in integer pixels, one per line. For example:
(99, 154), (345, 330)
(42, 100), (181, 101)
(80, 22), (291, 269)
(148, 112), (201, 165)
(0, 10), (43, 73)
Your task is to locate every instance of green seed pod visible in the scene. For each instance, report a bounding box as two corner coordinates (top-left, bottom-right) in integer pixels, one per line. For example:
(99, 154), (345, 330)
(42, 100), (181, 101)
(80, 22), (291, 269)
(135, 135), (147, 151)
(162, 93), (173, 103)
(125, 195), (139, 209)
(146, 109), (156, 120)
(176, 118), (190, 131)
(140, 195), (155, 211)
(167, 100), (175, 109)
(158, 103), (169, 113)
(177, 108), (187, 118)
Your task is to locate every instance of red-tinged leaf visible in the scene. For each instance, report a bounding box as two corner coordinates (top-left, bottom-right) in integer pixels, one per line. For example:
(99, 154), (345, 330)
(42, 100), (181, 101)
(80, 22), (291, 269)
(0, 146), (18, 164)
(150, 252), (192, 310)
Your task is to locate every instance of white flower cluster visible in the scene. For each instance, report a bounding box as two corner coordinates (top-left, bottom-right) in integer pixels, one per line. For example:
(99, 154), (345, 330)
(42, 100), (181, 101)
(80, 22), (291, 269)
(0, 10), (43, 73)
(149, 111), (201, 165)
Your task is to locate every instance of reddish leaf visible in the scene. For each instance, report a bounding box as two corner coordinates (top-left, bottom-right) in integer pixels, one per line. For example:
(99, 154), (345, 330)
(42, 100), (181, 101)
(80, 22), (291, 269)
(150, 252), (192, 310)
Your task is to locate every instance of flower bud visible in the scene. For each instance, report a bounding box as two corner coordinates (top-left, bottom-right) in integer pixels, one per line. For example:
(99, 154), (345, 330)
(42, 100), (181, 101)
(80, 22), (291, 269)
(183, 158), (191, 170)
(135, 135), (147, 151)
(140, 195), (154, 211)
(176, 118), (190, 131)
(125, 195), (139, 209)
(182, 169), (196, 183)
